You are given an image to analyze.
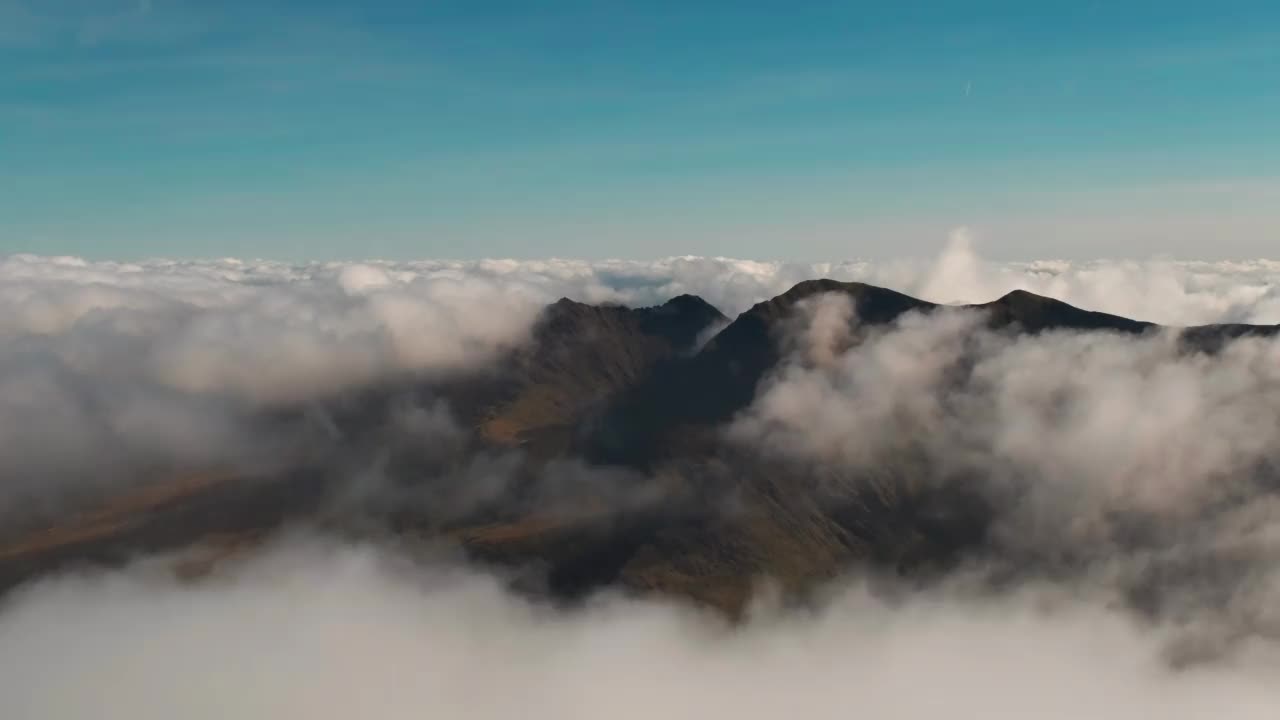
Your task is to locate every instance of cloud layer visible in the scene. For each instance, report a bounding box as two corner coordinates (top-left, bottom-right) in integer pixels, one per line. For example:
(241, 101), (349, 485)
(4, 539), (1280, 720)
(730, 290), (1280, 665)
(4, 232), (1279, 478)
(5, 239), (1280, 717)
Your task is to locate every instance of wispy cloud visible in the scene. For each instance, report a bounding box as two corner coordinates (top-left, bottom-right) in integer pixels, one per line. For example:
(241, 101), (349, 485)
(2, 242), (1280, 505)
(3, 244), (1280, 716)
(4, 538), (1280, 719)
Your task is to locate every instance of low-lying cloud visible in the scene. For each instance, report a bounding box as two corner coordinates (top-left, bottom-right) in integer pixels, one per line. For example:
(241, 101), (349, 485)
(5, 237), (1280, 717)
(5, 235), (1279, 492)
(731, 290), (1280, 667)
(2, 539), (1279, 720)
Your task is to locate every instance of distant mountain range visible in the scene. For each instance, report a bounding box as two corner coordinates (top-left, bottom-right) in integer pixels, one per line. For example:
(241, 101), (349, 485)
(4, 281), (1278, 613)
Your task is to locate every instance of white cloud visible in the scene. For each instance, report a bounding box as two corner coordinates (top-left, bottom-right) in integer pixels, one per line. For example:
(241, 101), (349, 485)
(0, 254), (552, 403)
(2, 539), (1279, 720)
(1, 238), (1277, 507)
(734, 292), (1280, 516)
(4, 240), (1280, 716)
(729, 290), (1280, 662)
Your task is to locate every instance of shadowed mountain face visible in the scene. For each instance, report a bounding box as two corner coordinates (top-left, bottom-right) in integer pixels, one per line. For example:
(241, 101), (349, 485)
(0, 294), (728, 593)
(476, 294), (726, 451)
(581, 281), (1157, 468)
(4, 281), (1280, 615)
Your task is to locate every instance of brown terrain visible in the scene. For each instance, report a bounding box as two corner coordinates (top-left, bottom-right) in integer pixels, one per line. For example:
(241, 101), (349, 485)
(3, 281), (1278, 615)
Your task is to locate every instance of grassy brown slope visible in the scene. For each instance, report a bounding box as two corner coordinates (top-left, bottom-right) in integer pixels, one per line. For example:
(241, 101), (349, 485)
(4, 282), (1280, 613)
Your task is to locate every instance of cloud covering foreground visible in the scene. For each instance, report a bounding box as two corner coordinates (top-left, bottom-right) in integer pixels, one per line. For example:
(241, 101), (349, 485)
(6, 238), (1280, 718)
(5, 539), (1280, 720)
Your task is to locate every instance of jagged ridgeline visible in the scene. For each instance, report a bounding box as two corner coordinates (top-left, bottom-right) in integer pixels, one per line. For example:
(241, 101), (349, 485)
(3, 281), (1278, 616)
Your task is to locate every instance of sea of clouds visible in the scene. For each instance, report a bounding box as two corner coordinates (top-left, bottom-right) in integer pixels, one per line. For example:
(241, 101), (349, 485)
(732, 291), (1280, 667)
(6, 229), (1280, 493)
(5, 538), (1280, 720)
(5, 232), (1280, 718)
(5, 228), (1280, 408)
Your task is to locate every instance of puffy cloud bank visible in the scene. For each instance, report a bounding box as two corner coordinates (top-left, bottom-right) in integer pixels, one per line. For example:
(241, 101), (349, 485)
(3, 539), (1279, 720)
(5, 237), (1280, 717)
(4, 234), (1279, 483)
(731, 290), (1280, 667)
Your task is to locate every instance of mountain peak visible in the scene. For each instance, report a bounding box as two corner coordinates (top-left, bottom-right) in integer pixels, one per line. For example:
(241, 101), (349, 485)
(736, 279), (935, 330)
(659, 293), (722, 314)
(978, 289), (1151, 334)
(9, 280), (1280, 615)
(777, 278), (866, 302)
(993, 288), (1045, 304)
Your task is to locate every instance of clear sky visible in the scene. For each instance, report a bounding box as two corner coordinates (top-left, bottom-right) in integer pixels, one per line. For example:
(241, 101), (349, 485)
(2, 1), (1279, 261)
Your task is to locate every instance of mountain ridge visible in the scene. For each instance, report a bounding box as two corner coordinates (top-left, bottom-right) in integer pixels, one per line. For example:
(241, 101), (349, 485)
(3, 280), (1279, 613)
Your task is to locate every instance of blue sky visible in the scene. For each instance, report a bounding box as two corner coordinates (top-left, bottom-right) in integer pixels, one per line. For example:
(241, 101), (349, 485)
(2, 0), (1278, 260)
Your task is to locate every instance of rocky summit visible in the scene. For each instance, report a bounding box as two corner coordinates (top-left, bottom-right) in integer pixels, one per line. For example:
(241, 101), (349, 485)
(4, 281), (1279, 618)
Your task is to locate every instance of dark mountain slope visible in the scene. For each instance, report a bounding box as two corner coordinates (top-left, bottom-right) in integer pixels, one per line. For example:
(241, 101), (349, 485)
(976, 288), (1153, 334)
(583, 281), (1160, 467)
(477, 295), (725, 451)
(0, 296), (725, 592)
(3, 281), (1279, 615)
